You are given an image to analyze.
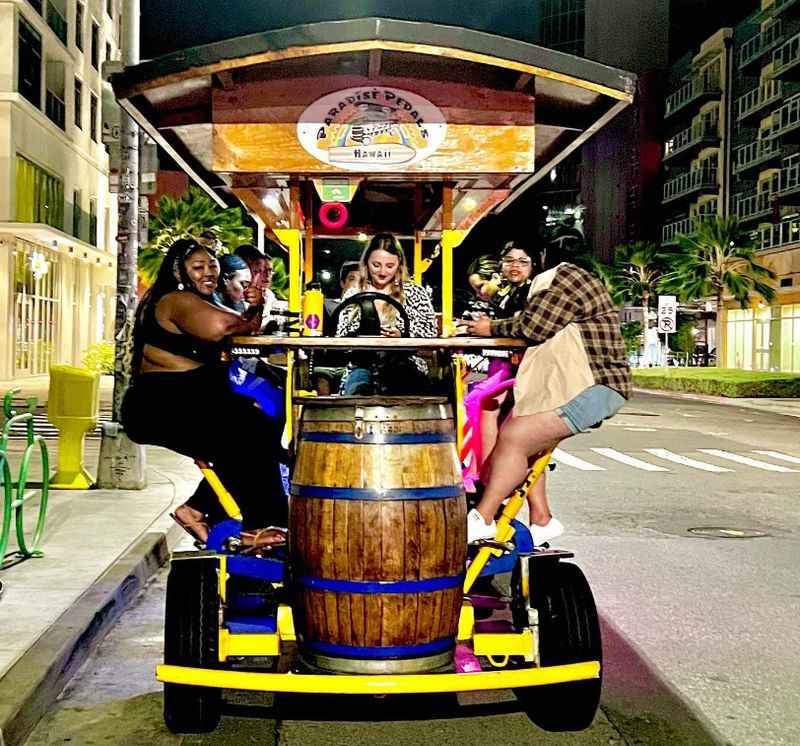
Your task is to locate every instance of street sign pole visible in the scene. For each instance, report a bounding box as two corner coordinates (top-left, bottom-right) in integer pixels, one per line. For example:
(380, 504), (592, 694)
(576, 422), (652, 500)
(657, 295), (677, 367)
(98, 0), (146, 489)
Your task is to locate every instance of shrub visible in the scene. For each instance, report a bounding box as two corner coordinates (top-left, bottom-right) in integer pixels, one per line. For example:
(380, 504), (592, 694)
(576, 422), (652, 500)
(82, 342), (115, 374)
(632, 368), (800, 398)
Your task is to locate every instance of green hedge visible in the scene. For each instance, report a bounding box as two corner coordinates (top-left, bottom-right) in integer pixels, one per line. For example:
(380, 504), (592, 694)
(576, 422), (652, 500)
(632, 368), (800, 398)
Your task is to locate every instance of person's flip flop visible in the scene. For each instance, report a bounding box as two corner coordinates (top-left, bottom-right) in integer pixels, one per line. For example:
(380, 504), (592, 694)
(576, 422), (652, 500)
(240, 527), (288, 555)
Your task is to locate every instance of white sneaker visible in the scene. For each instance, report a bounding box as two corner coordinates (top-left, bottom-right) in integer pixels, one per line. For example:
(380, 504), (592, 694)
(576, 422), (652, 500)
(467, 508), (497, 543)
(530, 517), (564, 546)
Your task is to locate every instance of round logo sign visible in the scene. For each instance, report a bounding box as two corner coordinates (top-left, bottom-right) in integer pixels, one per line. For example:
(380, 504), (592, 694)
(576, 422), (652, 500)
(297, 87), (447, 171)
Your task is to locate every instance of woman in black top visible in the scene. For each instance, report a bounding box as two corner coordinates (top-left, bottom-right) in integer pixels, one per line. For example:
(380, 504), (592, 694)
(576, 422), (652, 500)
(121, 239), (287, 546)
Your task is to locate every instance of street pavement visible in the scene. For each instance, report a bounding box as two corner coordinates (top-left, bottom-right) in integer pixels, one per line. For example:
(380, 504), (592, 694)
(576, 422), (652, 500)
(15, 392), (800, 745)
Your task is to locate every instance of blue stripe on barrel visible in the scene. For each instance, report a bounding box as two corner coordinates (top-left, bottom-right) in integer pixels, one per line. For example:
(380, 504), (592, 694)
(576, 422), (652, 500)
(290, 484), (464, 501)
(300, 432), (456, 444)
(305, 637), (454, 659)
(296, 573), (465, 594)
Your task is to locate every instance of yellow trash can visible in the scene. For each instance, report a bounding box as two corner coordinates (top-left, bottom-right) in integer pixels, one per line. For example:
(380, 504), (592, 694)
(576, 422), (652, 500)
(48, 365), (100, 489)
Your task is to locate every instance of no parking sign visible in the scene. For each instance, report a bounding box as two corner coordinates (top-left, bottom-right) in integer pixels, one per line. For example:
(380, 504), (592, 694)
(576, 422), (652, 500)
(657, 295), (677, 334)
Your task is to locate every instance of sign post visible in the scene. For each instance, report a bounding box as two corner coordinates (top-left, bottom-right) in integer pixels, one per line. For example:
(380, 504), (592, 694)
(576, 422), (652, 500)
(657, 295), (677, 365)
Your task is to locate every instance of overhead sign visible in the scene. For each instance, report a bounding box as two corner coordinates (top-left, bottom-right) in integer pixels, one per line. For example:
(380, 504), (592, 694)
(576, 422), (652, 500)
(657, 295), (677, 333)
(297, 87), (447, 171)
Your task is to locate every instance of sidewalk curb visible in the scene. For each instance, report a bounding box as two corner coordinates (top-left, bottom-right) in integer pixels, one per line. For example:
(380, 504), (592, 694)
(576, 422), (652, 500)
(600, 616), (729, 745)
(0, 524), (181, 746)
(633, 387), (800, 419)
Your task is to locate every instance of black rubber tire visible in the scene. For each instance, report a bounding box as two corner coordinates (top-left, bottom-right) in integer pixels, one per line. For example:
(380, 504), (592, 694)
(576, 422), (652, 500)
(163, 557), (222, 734)
(514, 561), (602, 732)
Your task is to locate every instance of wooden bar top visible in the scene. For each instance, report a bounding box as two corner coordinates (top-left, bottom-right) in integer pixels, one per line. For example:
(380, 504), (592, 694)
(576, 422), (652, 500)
(229, 335), (527, 351)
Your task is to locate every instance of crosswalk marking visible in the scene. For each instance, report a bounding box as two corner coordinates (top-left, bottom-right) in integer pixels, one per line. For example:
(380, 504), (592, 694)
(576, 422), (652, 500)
(698, 449), (799, 473)
(643, 448), (732, 473)
(590, 448), (669, 472)
(552, 448), (606, 471)
(753, 450), (800, 466)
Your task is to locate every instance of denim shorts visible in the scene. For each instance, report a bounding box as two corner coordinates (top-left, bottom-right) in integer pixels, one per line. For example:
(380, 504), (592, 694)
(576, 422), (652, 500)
(556, 384), (626, 435)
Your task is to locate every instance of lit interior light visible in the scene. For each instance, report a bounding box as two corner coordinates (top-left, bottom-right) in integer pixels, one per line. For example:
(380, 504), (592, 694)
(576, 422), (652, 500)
(461, 196), (477, 212)
(320, 270), (332, 281)
(357, 232), (368, 241)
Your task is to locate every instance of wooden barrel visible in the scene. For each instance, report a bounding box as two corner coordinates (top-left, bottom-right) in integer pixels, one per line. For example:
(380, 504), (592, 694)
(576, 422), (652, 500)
(290, 396), (467, 674)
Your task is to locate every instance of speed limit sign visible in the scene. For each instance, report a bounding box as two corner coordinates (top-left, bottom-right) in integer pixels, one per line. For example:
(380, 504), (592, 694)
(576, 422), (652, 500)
(657, 295), (677, 333)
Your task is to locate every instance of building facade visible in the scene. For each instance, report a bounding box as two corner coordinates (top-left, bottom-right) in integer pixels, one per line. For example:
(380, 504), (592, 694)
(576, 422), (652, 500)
(0, 0), (118, 379)
(660, 1), (800, 372)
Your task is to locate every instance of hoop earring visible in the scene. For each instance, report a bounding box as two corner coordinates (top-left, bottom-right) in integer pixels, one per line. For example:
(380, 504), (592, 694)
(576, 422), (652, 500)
(177, 282), (185, 291)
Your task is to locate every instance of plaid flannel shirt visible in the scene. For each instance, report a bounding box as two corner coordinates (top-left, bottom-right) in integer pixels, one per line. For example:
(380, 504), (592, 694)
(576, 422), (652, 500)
(490, 263), (632, 399)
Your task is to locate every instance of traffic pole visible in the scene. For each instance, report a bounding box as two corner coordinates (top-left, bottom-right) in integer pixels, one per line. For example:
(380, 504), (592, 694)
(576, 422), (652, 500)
(98, 0), (146, 489)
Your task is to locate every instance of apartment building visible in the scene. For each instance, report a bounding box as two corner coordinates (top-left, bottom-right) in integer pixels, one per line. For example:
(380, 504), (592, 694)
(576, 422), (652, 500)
(660, 2), (800, 372)
(729, 0), (800, 371)
(0, 0), (118, 379)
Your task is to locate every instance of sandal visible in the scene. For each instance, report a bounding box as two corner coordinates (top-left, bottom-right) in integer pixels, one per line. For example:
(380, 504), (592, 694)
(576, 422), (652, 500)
(170, 507), (209, 547)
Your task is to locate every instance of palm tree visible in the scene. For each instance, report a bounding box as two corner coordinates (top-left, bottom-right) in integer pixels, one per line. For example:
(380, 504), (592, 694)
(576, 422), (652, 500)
(606, 241), (663, 355)
(138, 186), (253, 286)
(660, 216), (776, 363)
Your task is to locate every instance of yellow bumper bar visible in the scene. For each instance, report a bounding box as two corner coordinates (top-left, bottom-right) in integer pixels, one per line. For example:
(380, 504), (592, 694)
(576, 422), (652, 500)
(157, 661), (599, 694)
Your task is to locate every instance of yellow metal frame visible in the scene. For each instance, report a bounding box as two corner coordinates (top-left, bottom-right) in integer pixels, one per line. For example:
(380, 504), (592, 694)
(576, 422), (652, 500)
(473, 630), (534, 663)
(219, 630), (280, 660)
(463, 450), (553, 594)
(157, 660), (600, 694)
(198, 465), (243, 521)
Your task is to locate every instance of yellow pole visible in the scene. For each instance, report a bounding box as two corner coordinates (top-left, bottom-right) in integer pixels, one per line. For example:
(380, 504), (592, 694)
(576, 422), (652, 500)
(440, 229), (467, 337)
(196, 461), (243, 521)
(413, 230), (423, 284)
(273, 225), (302, 444)
(463, 450), (553, 594)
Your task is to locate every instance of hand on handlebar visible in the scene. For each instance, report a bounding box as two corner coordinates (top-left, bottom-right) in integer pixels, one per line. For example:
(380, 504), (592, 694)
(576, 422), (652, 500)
(462, 317), (492, 337)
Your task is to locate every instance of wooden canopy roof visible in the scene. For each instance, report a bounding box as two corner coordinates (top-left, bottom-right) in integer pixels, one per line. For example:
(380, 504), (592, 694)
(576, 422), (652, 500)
(113, 17), (636, 237)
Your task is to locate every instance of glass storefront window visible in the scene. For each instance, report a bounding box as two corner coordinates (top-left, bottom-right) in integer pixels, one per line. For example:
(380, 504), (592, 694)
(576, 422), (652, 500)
(780, 304), (800, 372)
(726, 308), (754, 369)
(13, 241), (61, 376)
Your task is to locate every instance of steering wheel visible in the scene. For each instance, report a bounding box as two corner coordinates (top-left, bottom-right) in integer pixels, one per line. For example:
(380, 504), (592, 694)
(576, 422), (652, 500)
(331, 291), (411, 337)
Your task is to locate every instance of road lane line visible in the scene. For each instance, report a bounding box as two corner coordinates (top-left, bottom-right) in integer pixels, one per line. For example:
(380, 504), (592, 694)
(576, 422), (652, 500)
(552, 448), (605, 471)
(643, 449), (732, 473)
(753, 450), (800, 465)
(591, 448), (669, 472)
(698, 449), (799, 473)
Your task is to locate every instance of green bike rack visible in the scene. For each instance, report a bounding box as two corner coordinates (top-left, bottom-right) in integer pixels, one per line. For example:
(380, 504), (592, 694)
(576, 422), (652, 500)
(0, 388), (51, 564)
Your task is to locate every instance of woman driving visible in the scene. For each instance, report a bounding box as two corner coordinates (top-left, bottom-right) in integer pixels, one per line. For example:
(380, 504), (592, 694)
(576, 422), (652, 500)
(121, 238), (287, 548)
(335, 233), (436, 394)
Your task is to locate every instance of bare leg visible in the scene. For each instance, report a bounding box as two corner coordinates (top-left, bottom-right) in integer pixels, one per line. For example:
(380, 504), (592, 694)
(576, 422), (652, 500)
(528, 469), (551, 526)
(478, 391), (506, 477)
(476, 411), (571, 525)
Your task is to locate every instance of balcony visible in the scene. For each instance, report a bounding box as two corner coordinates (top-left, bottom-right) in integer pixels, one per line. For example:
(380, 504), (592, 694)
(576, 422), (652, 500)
(739, 19), (784, 72)
(735, 191), (774, 222)
(45, 90), (65, 130)
(773, 96), (800, 141)
(758, 216), (800, 252)
(733, 137), (783, 174)
(46, 1), (67, 46)
(664, 119), (720, 162)
(774, 0), (800, 18)
(665, 74), (722, 118)
(779, 158), (800, 196)
(773, 32), (800, 79)
(662, 166), (718, 203)
(736, 79), (783, 124)
(662, 216), (693, 245)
